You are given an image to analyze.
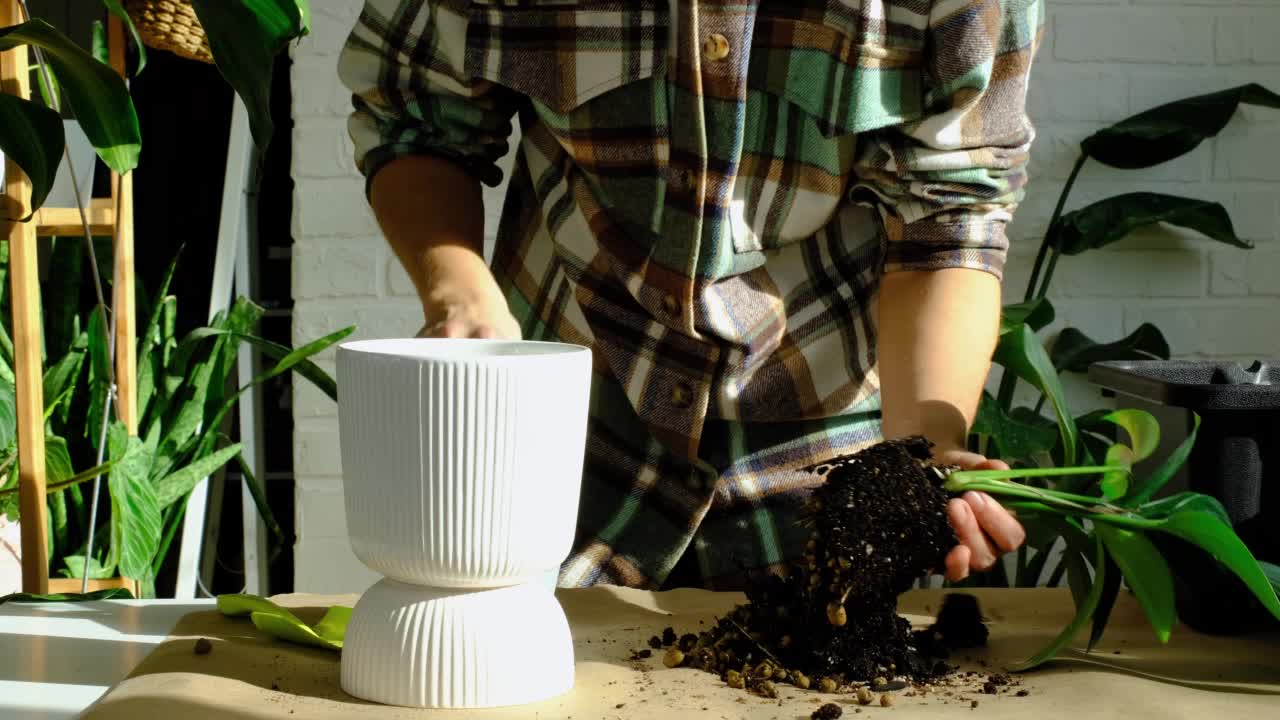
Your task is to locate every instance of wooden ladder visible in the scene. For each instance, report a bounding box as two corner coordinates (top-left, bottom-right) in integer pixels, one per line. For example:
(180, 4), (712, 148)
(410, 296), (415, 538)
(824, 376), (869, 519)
(1, 0), (138, 596)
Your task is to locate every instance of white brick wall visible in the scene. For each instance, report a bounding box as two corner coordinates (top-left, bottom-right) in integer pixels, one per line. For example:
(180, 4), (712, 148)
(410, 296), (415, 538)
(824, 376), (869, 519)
(289, 1), (1280, 593)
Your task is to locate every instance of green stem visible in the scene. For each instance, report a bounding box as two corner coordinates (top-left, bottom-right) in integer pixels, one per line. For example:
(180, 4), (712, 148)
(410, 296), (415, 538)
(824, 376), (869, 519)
(1025, 153), (1087, 303)
(947, 466), (1116, 483)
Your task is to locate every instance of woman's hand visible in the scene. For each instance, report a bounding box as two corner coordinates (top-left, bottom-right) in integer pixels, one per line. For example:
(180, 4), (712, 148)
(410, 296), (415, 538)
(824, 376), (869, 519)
(933, 448), (1026, 582)
(417, 282), (521, 340)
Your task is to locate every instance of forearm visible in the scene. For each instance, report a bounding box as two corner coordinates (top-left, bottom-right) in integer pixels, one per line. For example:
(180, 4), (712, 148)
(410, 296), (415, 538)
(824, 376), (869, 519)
(876, 268), (1001, 451)
(367, 154), (498, 314)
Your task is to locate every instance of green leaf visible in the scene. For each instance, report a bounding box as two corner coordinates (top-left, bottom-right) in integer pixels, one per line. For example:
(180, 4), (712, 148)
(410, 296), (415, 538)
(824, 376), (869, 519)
(189, 0), (309, 149)
(971, 392), (1058, 462)
(194, 326), (355, 457)
(1082, 83), (1280, 169)
(1064, 548), (1091, 611)
(0, 376), (15, 450)
(0, 92), (64, 214)
(217, 593), (342, 651)
(1051, 324), (1170, 374)
(230, 447), (286, 559)
(44, 237), (85, 358)
(0, 20), (141, 174)
(0, 588), (133, 605)
(1000, 298), (1055, 336)
(314, 606), (351, 646)
(1010, 536), (1107, 671)
(1138, 491), (1231, 525)
(1148, 510), (1280, 622)
(44, 435), (73, 482)
(1095, 523), (1177, 644)
(43, 343), (85, 425)
(1101, 409), (1161, 463)
(152, 443), (242, 509)
(60, 554), (115, 580)
(1261, 561), (1280, 596)
(1126, 413), (1201, 505)
(91, 20), (108, 65)
(1100, 444), (1133, 501)
(1087, 554), (1121, 651)
(107, 423), (161, 582)
(101, 0), (147, 73)
(188, 328), (338, 401)
(1055, 193), (1250, 257)
(250, 611), (341, 651)
(137, 251), (181, 426)
(992, 324), (1077, 466)
(32, 53), (61, 108)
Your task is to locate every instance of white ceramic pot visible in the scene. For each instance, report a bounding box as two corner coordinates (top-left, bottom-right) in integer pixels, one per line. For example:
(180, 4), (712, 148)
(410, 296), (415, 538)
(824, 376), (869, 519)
(341, 578), (574, 708)
(336, 338), (592, 588)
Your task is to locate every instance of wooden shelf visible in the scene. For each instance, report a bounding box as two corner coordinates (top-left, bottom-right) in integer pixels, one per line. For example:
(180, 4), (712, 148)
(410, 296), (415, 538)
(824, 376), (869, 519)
(34, 198), (117, 237)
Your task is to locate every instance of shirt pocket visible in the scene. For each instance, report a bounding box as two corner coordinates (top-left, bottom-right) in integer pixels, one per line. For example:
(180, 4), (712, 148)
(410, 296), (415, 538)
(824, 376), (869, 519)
(747, 2), (927, 137)
(466, 0), (669, 115)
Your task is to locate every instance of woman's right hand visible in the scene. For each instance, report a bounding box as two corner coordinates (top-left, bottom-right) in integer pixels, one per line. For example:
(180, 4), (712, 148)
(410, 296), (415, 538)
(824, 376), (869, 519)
(417, 283), (521, 340)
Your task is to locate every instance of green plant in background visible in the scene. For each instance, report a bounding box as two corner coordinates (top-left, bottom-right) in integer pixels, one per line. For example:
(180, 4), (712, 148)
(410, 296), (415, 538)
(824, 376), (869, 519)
(946, 408), (1280, 669)
(965, 83), (1280, 589)
(0, 1), (316, 595)
(0, 245), (352, 595)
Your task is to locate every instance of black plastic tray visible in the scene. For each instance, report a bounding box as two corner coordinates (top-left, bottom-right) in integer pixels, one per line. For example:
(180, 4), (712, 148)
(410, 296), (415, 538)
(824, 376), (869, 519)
(1088, 360), (1280, 411)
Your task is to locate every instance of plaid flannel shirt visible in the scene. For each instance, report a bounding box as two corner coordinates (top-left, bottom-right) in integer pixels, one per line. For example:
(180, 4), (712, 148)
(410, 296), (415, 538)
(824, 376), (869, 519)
(338, 0), (1043, 589)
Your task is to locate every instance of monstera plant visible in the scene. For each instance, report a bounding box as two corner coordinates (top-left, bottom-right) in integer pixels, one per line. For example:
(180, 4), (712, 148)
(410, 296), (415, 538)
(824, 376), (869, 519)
(0, 1), (316, 597)
(965, 83), (1280, 590)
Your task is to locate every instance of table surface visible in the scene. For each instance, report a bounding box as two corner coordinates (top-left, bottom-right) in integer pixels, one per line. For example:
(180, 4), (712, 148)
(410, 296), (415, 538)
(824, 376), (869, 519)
(0, 599), (214, 720)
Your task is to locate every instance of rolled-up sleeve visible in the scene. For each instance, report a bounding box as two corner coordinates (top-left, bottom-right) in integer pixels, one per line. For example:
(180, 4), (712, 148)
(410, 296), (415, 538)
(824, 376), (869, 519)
(338, 0), (517, 192)
(852, 0), (1045, 279)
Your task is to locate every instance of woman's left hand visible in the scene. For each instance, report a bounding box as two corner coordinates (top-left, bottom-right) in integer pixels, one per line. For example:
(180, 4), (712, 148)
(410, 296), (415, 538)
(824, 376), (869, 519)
(933, 448), (1026, 582)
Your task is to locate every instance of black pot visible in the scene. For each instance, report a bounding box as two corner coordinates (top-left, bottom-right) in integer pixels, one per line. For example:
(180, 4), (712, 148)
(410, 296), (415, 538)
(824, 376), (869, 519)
(1087, 360), (1280, 635)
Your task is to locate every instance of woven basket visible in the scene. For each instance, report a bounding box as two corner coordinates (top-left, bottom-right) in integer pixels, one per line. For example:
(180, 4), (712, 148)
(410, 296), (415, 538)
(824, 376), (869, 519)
(125, 0), (214, 65)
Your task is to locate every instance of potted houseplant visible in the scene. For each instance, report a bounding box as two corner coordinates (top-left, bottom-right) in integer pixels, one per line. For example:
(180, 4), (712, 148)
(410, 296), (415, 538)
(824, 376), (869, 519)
(0, 0), (313, 596)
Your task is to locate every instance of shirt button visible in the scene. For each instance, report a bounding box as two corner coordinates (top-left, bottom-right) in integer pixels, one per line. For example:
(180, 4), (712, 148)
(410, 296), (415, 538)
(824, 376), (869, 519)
(703, 33), (730, 62)
(670, 381), (694, 410)
(661, 294), (680, 318)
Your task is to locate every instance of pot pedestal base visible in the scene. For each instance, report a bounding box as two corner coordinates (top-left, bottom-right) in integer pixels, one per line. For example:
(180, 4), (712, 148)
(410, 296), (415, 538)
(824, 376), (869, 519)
(340, 577), (574, 708)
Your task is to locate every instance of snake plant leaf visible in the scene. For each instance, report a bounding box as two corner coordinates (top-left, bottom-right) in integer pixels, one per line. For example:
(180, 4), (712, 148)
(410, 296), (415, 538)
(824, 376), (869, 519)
(101, 0), (146, 72)
(1055, 193), (1250, 256)
(1082, 83), (1280, 169)
(152, 443), (243, 508)
(187, 328), (338, 401)
(1095, 524), (1177, 644)
(1010, 536), (1107, 671)
(0, 376), (15, 450)
(0, 20), (140, 173)
(1051, 324), (1170, 374)
(0, 92), (64, 214)
(1000, 298), (1055, 336)
(1125, 413), (1201, 505)
(193, 325), (355, 458)
(188, 0), (310, 149)
(993, 324), (1078, 466)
